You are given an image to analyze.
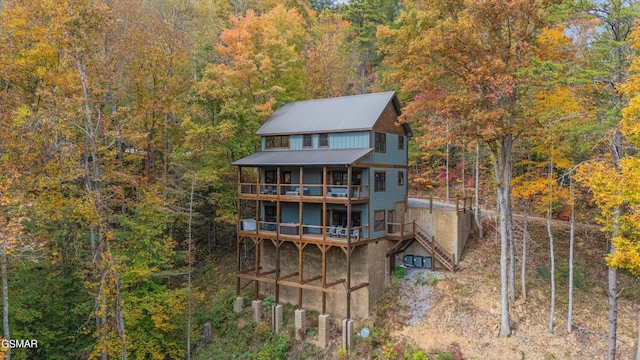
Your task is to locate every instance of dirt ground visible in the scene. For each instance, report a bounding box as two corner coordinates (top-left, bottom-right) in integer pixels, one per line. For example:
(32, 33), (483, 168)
(392, 220), (640, 360)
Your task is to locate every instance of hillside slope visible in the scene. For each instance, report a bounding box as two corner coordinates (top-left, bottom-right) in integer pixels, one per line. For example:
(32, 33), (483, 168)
(392, 218), (640, 359)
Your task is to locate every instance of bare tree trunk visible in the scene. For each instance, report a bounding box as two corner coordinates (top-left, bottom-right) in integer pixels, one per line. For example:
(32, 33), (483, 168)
(1, 236), (10, 360)
(461, 142), (466, 195)
(635, 310), (640, 360)
(77, 58), (127, 360)
(608, 129), (624, 360)
(446, 128), (450, 200)
(608, 265), (618, 360)
(187, 175), (195, 360)
(508, 194), (515, 302)
(547, 163), (556, 333)
(567, 178), (575, 334)
(521, 198), (529, 300)
(494, 135), (512, 338)
(474, 142), (483, 238)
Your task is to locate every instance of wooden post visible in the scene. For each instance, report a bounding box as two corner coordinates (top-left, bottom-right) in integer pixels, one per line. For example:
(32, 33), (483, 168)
(254, 239), (261, 299)
(346, 167), (352, 322)
(298, 243), (304, 309)
(321, 245), (327, 314)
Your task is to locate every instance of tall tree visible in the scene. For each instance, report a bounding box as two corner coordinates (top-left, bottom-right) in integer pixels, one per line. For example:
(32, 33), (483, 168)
(379, 0), (549, 337)
(571, 1), (640, 357)
(339, 0), (399, 92)
(304, 9), (360, 98)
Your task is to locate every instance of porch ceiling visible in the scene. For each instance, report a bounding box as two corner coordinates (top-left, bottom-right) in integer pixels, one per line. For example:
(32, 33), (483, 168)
(232, 148), (373, 167)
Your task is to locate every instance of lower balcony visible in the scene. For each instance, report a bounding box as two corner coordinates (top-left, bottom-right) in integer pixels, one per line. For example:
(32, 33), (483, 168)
(238, 219), (371, 245)
(239, 219), (417, 244)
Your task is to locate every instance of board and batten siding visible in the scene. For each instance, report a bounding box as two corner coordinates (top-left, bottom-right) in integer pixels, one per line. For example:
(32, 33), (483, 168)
(362, 133), (407, 166)
(282, 131), (370, 150)
(368, 167), (407, 239)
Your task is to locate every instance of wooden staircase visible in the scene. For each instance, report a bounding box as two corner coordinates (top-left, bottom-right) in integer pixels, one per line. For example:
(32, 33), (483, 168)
(413, 223), (456, 272)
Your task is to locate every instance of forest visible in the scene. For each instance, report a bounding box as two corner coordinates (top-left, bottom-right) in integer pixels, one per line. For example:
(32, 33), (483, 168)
(0, 0), (640, 359)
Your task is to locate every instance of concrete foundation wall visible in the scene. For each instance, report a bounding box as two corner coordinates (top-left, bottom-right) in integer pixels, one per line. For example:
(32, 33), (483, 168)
(405, 207), (472, 265)
(259, 240), (390, 319)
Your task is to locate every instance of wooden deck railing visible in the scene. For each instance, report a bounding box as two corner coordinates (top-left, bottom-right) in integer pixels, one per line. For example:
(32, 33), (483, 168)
(238, 183), (370, 200)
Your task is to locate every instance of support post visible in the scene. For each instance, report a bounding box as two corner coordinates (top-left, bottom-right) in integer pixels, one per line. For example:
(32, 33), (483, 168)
(342, 318), (354, 354)
(295, 308), (306, 340)
(272, 304), (283, 333)
(233, 296), (243, 313)
(252, 300), (262, 322)
(318, 314), (330, 349)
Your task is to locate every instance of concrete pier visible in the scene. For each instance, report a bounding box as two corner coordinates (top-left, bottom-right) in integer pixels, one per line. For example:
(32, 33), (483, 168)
(295, 308), (306, 340)
(272, 304), (283, 332)
(252, 300), (262, 322)
(342, 319), (354, 354)
(318, 314), (330, 348)
(233, 296), (244, 313)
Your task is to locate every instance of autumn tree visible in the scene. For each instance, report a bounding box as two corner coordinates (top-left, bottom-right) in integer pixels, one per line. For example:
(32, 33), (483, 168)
(568, 1), (640, 357)
(189, 4), (308, 223)
(339, 0), (399, 92)
(304, 10), (360, 98)
(379, 0), (551, 337)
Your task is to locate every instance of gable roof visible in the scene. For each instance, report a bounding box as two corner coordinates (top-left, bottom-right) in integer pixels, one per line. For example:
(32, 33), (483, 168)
(256, 91), (402, 136)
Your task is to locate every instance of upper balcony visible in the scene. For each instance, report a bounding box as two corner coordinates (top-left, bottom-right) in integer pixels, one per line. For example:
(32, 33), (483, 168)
(238, 183), (369, 203)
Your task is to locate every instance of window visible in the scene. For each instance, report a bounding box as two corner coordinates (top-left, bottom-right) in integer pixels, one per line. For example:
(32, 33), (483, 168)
(303, 134), (312, 148)
(398, 171), (404, 186)
(375, 132), (386, 152)
(319, 133), (329, 147)
(374, 171), (386, 192)
(332, 171), (347, 185)
(265, 135), (290, 149)
(398, 135), (404, 150)
(374, 210), (385, 232)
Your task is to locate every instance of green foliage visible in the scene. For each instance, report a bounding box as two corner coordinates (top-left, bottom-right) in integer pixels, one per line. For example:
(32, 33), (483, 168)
(405, 349), (429, 360)
(395, 266), (407, 279)
(537, 267), (549, 278)
(414, 272), (439, 287)
(6, 264), (93, 360)
(262, 296), (276, 307)
(431, 350), (454, 360)
(257, 333), (290, 360)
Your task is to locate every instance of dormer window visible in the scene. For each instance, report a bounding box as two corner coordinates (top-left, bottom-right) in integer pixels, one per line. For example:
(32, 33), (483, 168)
(265, 135), (290, 149)
(303, 134), (312, 148)
(319, 133), (329, 147)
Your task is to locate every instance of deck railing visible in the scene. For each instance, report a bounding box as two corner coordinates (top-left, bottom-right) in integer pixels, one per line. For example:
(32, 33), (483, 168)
(238, 183), (370, 200)
(239, 220), (368, 240)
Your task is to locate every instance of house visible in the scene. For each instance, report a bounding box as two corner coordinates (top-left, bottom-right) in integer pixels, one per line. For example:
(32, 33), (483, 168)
(231, 91), (459, 349)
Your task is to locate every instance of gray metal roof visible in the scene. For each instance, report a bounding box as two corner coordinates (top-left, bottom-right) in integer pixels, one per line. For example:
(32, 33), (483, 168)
(256, 91), (401, 135)
(231, 148), (373, 167)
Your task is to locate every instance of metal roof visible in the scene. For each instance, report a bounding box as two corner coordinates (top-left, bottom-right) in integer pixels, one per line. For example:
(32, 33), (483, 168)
(256, 91), (401, 135)
(231, 148), (373, 167)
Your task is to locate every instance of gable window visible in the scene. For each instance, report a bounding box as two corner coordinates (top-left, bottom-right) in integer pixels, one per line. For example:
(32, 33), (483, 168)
(398, 135), (404, 150)
(374, 210), (385, 232)
(375, 132), (386, 152)
(398, 171), (404, 186)
(303, 134), (312, 148)
(374, 171), (386, 192)
(319, 133), (329, 147)
(265, 135), (290, 149)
